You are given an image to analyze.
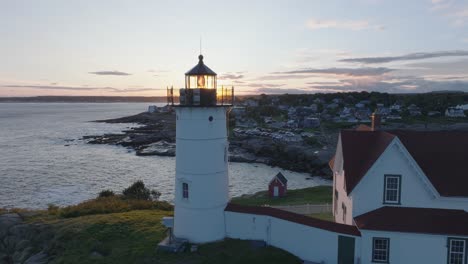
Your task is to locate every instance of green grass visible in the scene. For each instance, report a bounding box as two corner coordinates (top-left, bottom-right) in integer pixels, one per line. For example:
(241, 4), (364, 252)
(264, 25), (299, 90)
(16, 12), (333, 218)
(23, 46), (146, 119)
(27, 209), (300, 264)
(11, 196), (301, 264)
(231, 186), (332, 206)
(308, 212), (334, 222)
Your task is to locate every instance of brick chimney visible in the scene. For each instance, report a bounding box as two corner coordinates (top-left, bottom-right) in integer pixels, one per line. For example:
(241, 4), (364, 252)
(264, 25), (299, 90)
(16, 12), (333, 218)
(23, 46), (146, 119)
(371, 112), (381, 131)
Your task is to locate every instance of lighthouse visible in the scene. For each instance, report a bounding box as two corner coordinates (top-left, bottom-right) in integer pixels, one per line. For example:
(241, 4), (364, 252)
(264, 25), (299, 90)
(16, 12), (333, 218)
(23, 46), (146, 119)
(169, 55), (234, 243)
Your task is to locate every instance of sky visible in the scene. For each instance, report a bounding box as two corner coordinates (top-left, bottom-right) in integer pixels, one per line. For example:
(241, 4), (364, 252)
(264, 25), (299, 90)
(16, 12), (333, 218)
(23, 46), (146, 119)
(1, 0), (468, 97)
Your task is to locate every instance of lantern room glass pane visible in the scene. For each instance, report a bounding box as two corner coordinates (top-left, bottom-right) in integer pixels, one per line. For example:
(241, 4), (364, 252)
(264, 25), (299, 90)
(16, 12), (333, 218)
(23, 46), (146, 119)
(186, 75), (216, 89)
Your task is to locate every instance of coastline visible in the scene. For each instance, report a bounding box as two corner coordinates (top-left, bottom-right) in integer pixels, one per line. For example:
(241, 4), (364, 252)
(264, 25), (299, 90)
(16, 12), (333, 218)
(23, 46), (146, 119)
(83, 111), (334, 178)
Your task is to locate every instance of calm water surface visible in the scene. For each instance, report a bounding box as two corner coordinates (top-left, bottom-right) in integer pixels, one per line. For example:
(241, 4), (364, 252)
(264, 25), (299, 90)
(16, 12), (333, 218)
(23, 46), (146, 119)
(0, 103), (330, 209)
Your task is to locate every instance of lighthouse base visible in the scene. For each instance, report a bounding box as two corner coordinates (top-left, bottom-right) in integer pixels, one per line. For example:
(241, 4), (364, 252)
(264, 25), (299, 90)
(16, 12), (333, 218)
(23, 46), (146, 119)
(174, 204), (226, 243)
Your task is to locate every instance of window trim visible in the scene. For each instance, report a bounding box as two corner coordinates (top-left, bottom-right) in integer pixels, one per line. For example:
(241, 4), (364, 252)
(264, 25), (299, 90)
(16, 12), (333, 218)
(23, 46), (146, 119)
(383, 174), (401, 205)
(372, 237), (390, 263)
(447, 237), (468, 264)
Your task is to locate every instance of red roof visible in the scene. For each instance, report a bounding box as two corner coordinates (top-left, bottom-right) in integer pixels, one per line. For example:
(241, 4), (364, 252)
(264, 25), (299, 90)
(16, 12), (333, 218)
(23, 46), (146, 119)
(225, 203), (361, 236)
(334, 128), (468, 197)
(354, 206), (468, 236)
(340, 130), (395, 194)
(390, 130), (468, 197)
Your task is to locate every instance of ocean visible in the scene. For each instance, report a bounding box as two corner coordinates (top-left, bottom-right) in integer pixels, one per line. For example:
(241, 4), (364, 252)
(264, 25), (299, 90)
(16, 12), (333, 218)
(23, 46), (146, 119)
(0, 103), (330, 209)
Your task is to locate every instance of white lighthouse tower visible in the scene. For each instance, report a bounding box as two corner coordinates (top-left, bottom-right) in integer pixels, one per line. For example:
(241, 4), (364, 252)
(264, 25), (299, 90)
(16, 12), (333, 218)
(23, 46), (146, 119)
(170, 55), (234, 243)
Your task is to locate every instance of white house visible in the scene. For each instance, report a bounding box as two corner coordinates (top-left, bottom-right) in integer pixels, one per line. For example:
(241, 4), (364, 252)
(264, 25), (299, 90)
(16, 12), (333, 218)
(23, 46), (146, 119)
(445, 107), (466, 117)
(330, 115), (468, 264)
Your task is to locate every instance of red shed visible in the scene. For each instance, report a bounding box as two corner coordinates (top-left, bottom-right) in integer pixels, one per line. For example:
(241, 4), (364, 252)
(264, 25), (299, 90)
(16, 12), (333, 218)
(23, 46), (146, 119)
(268, 172), (288, 198)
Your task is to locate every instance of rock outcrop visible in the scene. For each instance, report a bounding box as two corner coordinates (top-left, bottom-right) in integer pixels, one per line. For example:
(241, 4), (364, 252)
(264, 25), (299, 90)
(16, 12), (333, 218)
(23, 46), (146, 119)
(0, 213), (52, 264)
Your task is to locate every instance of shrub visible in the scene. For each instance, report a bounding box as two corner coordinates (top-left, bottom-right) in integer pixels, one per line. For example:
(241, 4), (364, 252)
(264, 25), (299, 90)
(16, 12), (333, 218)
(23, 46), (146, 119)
(59, 196), (173, 218)
(98, 189), (115, 198)
(151, 190), (161, 201)
(48, 204), (60, 215)
(122, 180), (151, 200)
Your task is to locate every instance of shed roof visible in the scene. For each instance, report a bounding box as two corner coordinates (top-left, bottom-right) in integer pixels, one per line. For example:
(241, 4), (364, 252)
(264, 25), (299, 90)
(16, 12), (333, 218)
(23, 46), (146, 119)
(272, 172), (288, 185)
(354, 206), (468, 236)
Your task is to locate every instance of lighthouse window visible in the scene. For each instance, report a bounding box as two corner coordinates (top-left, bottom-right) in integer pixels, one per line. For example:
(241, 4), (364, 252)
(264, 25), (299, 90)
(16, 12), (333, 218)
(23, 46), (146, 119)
(182, 183), (189, 199)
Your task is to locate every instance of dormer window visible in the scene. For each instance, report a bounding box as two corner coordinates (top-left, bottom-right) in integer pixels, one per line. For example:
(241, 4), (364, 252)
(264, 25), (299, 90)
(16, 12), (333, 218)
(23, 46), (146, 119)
(383, 175), (401, 204)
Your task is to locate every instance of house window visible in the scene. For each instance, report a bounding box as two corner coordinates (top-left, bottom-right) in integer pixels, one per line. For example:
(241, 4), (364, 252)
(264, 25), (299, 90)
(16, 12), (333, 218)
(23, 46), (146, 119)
(341, 203), (346, 223)
(372, 237), (390, 263)
(383, 175), (401, 204)
(448, 238), (466, 264)
(182, 182), (189, 199)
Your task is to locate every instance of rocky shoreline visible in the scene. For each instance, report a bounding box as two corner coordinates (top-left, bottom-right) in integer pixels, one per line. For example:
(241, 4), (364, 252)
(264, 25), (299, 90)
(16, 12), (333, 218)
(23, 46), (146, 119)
(0, 213), (51, 263)
(83, 112), (334, 178)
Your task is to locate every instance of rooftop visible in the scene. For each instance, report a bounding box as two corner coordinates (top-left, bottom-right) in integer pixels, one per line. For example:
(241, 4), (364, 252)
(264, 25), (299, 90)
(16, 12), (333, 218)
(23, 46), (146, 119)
(355, 206), (468, 236)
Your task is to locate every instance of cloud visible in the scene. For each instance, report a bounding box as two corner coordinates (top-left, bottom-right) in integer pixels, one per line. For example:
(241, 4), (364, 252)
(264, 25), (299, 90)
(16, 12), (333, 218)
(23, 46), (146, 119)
(306, 18), (384, 31)
(218, 73), (244, 80)
(304, 75), (468, 94)
(340, 50), (468, 64)
(89, 71), (132, 76)
(257, 74), (314, 81)
(403, 58), (468, 76)
(244, 83), (285, 88)
(1, 84), (164, 93)
(255, 88), (314, 94)
(148, 69), (170, 73)
(430, 0), (453, 11)
(272, 67), (394, 77)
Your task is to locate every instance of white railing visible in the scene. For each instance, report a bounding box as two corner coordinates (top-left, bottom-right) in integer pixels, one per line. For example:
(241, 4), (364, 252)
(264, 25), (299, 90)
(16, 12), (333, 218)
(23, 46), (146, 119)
(270, 203), (332, 215)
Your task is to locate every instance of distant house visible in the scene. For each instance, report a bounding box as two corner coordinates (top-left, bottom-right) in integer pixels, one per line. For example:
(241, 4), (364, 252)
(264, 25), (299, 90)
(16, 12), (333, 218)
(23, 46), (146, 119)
(428, 111), (441, 117)
(332, 98), (343, 104)
(309, 104), (318, 112)
(445, 107), (466, 117)
(148, 105), (158, 113)
(243, 99), (259, 107)
(355, 103), (365, 109)
(390, 103), (402, 112)
(268, 172), (288, 198)
(303, 117), (320, 128)
(407, 104), (422, 116)
(278, 105), (289, 111)
(232, 106), (246, 116)
(326, 103), (339, 109)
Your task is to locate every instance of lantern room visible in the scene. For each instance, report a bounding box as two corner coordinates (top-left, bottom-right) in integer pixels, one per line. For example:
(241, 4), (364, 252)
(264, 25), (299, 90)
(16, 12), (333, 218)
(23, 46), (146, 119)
(167, 54), (234, 107)
(185, 55), (217, 89)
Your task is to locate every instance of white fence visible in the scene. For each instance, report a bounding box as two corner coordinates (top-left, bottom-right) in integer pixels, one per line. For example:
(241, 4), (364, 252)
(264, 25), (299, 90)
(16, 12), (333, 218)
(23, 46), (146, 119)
(271, 203), (332, 215)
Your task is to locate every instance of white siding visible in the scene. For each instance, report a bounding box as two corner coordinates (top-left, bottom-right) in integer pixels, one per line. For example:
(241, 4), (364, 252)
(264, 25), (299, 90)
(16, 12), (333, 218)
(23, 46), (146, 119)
(360, 230), (468, 264)
(333, 136), (354, 225)
(225, 211), (361, 263)
(351, 140), (468, 218)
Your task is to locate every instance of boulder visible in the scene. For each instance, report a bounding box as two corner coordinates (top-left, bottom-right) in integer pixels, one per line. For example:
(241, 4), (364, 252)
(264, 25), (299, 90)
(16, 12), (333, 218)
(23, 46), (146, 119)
(24, 251), (48, 264)
(136, 141), (176, 156)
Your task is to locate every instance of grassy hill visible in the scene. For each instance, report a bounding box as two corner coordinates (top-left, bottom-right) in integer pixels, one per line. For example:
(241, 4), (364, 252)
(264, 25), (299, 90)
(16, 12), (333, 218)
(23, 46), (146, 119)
(2, 196), (301, 264)
(1, 184), (333, 263)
